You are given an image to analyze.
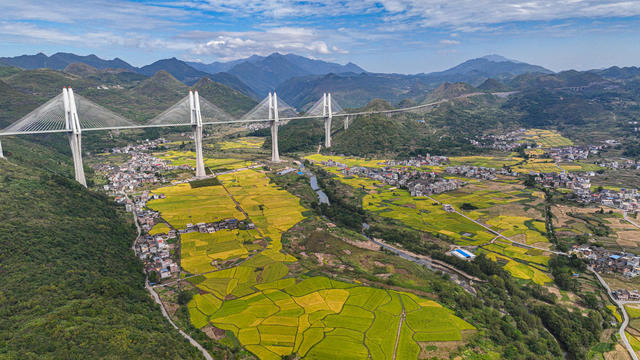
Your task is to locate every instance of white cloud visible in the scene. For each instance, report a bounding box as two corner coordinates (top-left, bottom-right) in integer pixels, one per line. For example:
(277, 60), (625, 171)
(189, 27), (345, 60)
(440, 39), (460, 45)
(190, 0), (640, 31)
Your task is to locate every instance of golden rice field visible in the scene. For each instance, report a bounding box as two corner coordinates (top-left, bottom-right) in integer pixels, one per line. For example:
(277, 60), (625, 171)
(306, 155), (555, 285)
(519, 129), (574, 148)
(149, 168), (475, 359)
(148, 222), (171, 235)
(218, 137), (265, 150)
(305, 154), (389, 168)
(147, 182), (242, 229)
(155, 150), (253, 170)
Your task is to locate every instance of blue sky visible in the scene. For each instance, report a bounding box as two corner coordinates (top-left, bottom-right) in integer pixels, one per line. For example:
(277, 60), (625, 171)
(0, 0), (638, 73)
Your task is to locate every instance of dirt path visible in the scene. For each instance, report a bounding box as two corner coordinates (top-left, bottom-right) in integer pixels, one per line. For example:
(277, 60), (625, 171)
(392, 295), (407, 360)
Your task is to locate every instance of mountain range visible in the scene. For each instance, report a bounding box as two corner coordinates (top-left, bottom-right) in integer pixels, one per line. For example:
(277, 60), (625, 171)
(3, 51), (638, 112)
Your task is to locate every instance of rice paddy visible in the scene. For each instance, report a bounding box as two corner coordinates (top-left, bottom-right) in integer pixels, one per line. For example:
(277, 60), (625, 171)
(148, 167), (474, 359)
(156, 150), (253, 170)
(519, 129), (574, 148)
(218, 137), (265, 150)
(306, 155), (554, 285)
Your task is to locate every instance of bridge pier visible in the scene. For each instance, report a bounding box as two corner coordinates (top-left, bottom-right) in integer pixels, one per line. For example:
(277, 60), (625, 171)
(323, 93), (333, 148)
(64, 88), (87, 187)
(0, 140), (4, 158)
(191, 91), (206, 177)
(344, 115), (349, 131)
(270, 92), (280, 162)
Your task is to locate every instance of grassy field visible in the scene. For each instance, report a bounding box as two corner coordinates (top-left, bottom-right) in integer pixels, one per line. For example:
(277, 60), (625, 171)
(149, 167), (474, 359)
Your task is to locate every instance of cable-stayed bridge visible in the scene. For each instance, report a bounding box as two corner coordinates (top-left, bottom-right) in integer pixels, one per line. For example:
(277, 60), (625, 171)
(0, 87), (467, 186)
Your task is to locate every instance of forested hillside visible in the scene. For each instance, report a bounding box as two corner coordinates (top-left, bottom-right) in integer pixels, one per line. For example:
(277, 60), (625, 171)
(0, 139), (202, 359)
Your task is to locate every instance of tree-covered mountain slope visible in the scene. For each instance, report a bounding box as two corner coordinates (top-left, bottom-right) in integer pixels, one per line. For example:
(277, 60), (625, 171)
(0, 139), (202, 359)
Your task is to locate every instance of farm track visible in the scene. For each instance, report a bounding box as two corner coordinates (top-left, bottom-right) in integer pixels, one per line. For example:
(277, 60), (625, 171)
(392, 294), (407, 360)
(425, 195), (565, 256)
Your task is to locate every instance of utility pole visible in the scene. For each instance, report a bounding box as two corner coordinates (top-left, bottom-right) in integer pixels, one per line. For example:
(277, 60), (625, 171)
(191, 91), (206, 177)
(64, 87), (87, 187)
(270, 92), (280, 162)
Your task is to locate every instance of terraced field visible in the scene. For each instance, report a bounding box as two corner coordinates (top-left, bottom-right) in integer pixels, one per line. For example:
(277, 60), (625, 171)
(149, 168), (474, 359)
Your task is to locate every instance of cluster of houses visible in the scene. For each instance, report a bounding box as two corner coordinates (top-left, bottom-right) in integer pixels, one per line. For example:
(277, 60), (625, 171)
(572, 246), (640, 278)
(136, 231), (179, 280)
(546, 145), (603, 161)
(596, 159), (640, 170)
(95, 138), (191, 194)
(180, 219), (247, 234)
(534, 172), (593, 202)
(593, 188), (640, 212)
(409, 179), (463, 197)
(445, 165), (500, 180)
(473, 128), (529, 151)
(320, 159), (464, 197)
(385, 154), (449, 167)
(612, 289), (640, 301)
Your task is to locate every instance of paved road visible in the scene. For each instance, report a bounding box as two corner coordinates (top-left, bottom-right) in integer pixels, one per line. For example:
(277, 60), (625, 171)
(129, 197), (213, 360)
(590, 267), (638, 360)
(624, 211), (640, 230)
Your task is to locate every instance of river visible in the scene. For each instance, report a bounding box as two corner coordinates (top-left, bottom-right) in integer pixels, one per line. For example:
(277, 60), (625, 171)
(299, 163), (329, 205)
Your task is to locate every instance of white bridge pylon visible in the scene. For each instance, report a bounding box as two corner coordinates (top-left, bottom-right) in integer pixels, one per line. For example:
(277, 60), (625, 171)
(0, 87), (138, 186)
(149, 90), (235, 177)
(1, 86), (455, 187)
(242, 92), (296, 162)
(307, 93), (344, 148)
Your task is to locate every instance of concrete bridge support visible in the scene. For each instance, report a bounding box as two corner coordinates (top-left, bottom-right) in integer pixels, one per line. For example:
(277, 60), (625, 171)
(270, 92), (280, 162)
(344, 115), (350, 131)
(323, 93), (333, 148)
(0, 140), (4, 158)
(191, 91), (206, 177)
(64, 88), (87, 187)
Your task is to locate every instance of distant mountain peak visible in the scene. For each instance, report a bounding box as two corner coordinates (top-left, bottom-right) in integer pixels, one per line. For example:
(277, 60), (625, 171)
(481, 54), (521, 63)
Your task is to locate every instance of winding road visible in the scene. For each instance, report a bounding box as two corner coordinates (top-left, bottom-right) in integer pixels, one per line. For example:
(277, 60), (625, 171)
(128, 196), (213, 360)
(590, 267), (638, 360)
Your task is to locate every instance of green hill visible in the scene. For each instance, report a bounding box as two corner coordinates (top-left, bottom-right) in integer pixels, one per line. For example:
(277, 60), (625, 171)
(424, 82), (477, 102)
(192, 77), (256, 117)
(0, 139), (202, 359)
(477, 78), (511, 92)
(3, 68), (96, 98)
(0, 80), (42, 128)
